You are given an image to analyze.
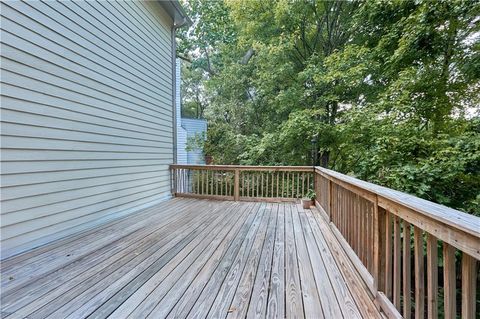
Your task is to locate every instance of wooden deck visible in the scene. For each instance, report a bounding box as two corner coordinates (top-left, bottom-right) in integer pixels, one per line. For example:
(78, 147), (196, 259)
(1, 198), (382, 319)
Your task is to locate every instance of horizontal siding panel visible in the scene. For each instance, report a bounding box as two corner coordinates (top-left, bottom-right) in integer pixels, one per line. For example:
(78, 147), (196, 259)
(1, 71), (173, 129)
(1, 108), (172, 142)
(0, 96), (172, 137)
(1, 122), (172, 149)
(1, 159), (170, 175)
(0, 34), (172, 116)
(2, 181), (168, 234)
(42, 1), (172, 84)
(69, 1), (172, 71)
(1, 149), (173, 162)
(1, 165), (169, 192)
(1, 192), (170, 257)
(0, 20), (172, 111)
(1, 136), (171, 153)
(2, 176), (169, 224)
(10, 1), (173, 92)
(0, 0), (175, 258)
(1, 3), (172, 101)
(1, 184), (171, 240)
(1, 54), (172, 122)
(118, 1), (172, 44)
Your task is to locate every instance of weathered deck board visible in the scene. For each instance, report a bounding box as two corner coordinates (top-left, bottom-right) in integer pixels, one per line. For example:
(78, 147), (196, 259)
(1, 199), (382, 318)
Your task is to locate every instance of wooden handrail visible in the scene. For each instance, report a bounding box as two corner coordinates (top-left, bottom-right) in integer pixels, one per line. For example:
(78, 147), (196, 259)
(170, 164), (314, 172)
(315, 167), (480, 239)
(314, 166), (479, 319)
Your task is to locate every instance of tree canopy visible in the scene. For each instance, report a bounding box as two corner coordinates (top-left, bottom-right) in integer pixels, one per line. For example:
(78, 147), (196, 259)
(177, 0), (480, 215)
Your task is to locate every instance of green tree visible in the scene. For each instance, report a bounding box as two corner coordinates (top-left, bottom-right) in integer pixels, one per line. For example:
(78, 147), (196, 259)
(178, 0), (480, 214)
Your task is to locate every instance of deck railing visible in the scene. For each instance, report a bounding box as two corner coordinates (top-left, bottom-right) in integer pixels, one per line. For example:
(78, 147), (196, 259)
(314, 167), (479, 319)
(170, 165), (314, 202)
(170, 164), (479, 318)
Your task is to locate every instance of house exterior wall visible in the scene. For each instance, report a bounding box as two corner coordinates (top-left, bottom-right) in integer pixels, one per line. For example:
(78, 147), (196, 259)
(0, 1), (175, 258)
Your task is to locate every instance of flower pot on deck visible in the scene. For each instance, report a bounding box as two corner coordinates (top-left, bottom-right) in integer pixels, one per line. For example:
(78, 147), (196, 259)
(302, 199), (314, 209)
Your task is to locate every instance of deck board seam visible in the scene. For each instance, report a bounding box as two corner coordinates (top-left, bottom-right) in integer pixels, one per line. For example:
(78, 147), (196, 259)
(0, 198), (194, 290)
(0, 198), (190, 270)
(125, 201), (245, 318)
(0, 199), (200, 314)
(198, 202), (266, 318)
(229, 202), (275, 318)
(183, 201), (264, 318)
(206, 202), (269, 318)
(164, 201), (258, 318)
(57, 201), (224, 318)
(13, 201), (221, 318)
(150, 201), (254, 318)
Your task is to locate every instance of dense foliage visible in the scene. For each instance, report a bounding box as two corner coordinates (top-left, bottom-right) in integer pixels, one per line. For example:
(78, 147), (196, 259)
(177, 0), (480, 215)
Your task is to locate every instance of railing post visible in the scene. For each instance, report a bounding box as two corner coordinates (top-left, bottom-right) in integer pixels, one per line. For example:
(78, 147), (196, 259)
(234, 169), (240, 201)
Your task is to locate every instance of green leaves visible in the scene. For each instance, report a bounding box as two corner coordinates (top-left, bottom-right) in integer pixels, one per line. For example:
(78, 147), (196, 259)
(178, 0), (480, 215)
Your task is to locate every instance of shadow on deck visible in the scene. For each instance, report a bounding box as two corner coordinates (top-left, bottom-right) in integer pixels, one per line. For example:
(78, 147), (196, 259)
(0, 198), (381, 319)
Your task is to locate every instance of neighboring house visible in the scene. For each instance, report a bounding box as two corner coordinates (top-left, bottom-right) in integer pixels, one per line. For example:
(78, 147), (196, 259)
(175, 59), (207, 164)
(0, 1), (189, 259)
(181, 118), (207, 164)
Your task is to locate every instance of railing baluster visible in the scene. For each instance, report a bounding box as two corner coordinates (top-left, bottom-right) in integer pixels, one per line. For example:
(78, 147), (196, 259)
(426, 233), (438, 319)
(196, 170), (199, 194)
(393, 215), (401, 310)
(249, 172), (252, 197)
(307, 173), (310, 195)
(403, 221), (412, 318)
(352, 193), (356, 252)
(374, 204), (386, 293)
(247, 172), (250, 197)
(461, 253), (477, 318)
(414, 226), (425, 319)
(363, 200), (368, 266)
(176, 168), (179, 193)
(220, 171), (223, 196)
(181, 168), (184, 193)
(385, 211), (393, 299)
(359, 198), (364, 265)
(184, 169), (187, 193)
(255, 172), (258, 197)
(241, 171), (244, 197)
(296, 172), (300, 197)
(291, 172), (294, 198)
(261, 172), (264, 198)
(203, 170), (207, 195)
(251, 172), (254, 197)
(443, 243), (456, 318)
(227, 171), (229, 196)
(264, 172), (267, 197)
(270, 172), (273, 198)
(209, 170), (212, 195)
(276, 172), (279, 198)
(301, 172), (305, 197)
